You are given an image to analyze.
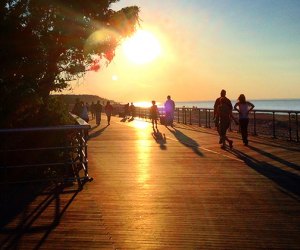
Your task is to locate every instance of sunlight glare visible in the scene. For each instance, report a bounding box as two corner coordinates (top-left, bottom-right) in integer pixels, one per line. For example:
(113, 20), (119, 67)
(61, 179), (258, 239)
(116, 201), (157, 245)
(134, 101), (152, 108)
(122, 30), (161, 64)
(132, 120), (149, 129)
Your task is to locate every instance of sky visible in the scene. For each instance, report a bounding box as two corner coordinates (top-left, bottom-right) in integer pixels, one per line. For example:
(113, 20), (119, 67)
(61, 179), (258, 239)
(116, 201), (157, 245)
(66, 0), (300, 104)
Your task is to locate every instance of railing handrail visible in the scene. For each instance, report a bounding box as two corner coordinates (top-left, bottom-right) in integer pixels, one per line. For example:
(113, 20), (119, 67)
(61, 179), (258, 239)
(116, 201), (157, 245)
(174, 107), (300, 114)
(0, 113), (92, 188)
(0, 124), (90, 133)
(0, 113), (90, 133)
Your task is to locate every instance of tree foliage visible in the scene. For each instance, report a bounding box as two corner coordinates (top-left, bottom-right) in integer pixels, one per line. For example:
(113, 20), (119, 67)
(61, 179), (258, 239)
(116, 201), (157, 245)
(0, 0), (139, 127)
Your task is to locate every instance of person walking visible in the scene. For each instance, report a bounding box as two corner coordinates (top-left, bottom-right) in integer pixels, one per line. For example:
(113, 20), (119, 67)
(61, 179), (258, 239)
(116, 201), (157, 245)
(72, 98), (82, 116)
(213, 89), (233, 128)
(130, 102), (136, 119)
(214, 89), (233, 143)
(90, 101), (95, 119)
(234, 94), (255, 146)
(164, 95), (175, 126)
(217, 97), (238, 149)
(95, 100), (102, 126)
(124, 103), (130, 119)
(80, 101), (89, 123)
(105, 101), (113, 125)
(150, 100), (159, 128)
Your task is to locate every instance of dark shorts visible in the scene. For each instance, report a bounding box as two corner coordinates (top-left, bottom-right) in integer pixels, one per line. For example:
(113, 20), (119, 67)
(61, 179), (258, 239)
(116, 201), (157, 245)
(219, 120), (230, 137)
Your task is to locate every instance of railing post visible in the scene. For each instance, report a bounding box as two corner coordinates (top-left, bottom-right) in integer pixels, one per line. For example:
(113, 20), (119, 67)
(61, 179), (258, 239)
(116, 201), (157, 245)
(296, 112), (299, 142)
(288, 112), (292, 141)
(272, 112), (276, 138)
(177, 108), (180, 123)
(253, 111), (257, 136)
(198, 108), (201, 127)
(208, 110), (211, 128)
(84, 128), (89, 177)
(189, 109), (192, 125)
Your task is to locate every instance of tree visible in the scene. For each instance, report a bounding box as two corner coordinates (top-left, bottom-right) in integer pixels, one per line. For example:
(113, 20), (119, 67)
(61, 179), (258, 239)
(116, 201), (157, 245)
(0, 0), (139, 127)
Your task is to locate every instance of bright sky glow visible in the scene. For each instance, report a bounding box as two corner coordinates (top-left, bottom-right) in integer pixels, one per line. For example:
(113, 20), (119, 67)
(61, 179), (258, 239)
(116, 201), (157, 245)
(122, 30), (161, 64)
(133, 101), (152, 108)
(67, 0), (300, 104)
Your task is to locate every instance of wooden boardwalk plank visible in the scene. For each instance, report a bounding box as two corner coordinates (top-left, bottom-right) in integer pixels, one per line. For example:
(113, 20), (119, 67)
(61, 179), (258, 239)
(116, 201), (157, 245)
(1, 116), (299, 249)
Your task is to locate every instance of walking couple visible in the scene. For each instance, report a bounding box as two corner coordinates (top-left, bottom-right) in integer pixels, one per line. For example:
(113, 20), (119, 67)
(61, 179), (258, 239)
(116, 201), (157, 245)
(214, 90), (254, 149)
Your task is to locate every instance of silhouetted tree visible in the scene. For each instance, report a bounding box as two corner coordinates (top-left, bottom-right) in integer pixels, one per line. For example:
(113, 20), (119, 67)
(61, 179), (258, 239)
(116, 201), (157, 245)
(0, 0), (139, 127)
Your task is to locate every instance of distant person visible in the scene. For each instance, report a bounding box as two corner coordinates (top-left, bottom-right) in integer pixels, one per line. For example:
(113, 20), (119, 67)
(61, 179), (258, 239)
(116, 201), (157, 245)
(85, 102), (89, 113)
(164, 95), (175, 126)
(217, 97), (238, 149)
(130, 102), (136, 119)
(81, 101), (89, 123)
(214, 89), (233, 142)
(105, 101), (113, 125)
(72, 98), (82, 116)
(90, 102), (95, 119)
(150, 100), (159, 128)
(124, 103), (130, 118)
(234, 94), (255, 146)
(95, 100), (102, 126)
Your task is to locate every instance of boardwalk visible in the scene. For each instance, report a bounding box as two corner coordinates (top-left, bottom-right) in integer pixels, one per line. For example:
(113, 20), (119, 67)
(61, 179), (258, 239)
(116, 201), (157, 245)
(1, 115), (300, 249)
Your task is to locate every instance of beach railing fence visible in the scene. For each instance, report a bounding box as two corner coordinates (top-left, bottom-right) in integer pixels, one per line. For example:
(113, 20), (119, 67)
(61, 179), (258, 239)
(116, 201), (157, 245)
(135, 107), (299, 142)
(0, 115), (92, 190)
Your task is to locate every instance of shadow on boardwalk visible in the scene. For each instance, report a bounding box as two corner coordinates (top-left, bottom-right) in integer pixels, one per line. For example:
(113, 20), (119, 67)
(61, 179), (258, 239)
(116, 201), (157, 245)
(89, 125), (109, 139)
(229, 148), (300, 199)
(152, 127), (167, 150)
(167, 127), (203, 156)
(0, 183), (79, 249)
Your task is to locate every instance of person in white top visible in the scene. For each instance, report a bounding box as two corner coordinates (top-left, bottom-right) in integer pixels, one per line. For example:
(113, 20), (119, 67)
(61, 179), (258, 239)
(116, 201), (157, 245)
(234, 94), (255, 145)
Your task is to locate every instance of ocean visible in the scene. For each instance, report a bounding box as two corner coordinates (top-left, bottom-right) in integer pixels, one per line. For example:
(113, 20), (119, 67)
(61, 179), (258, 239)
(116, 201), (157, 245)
(175, 99), (300, 111)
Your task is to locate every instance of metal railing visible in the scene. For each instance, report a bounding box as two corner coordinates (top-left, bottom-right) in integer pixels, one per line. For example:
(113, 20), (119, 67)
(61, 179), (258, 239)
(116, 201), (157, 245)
(135, 106), (300, 142)
(0, 115), (92, 189)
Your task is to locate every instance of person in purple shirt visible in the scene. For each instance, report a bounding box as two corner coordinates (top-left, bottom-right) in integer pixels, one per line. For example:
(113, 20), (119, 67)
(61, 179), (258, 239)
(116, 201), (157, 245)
(164, 95), (175, 127)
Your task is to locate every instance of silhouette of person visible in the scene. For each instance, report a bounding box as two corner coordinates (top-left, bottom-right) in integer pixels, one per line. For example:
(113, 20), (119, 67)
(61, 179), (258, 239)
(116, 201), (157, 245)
(81, 101), (89, 122)
(214, 89), (233, 142)
(164, 95), (175, 126)
(130, 102), (135, 119)
(105, 101), (113, 125)
(150, 100), (159, 128)
(90, 101), (95, 119)
(214, 90), (233, 126)
(216, 97), (238, 149)
(95, 100), (102, 126)
(234, 94), (255, 145)
(124, 103), (130, 119)
(72, 98), (82, 116)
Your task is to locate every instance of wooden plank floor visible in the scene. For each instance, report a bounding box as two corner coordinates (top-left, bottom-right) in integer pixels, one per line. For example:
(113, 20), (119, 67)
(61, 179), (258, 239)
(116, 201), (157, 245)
(1, 115), (300, 249)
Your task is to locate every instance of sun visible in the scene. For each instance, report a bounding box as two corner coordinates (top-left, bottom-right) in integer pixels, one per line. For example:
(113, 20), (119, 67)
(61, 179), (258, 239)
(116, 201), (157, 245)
(122, 30), (161, 64)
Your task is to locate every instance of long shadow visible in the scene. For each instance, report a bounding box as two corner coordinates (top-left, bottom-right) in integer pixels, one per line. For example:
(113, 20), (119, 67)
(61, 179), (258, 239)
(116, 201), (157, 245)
(247, 145), (300, 171)
(152, 127), (167, 150)
(250, 139), (300, 153)
(0, 183), (80, 249)
(88, 124), (99, 132)
(167, 127), (203, 156)
(88, 125), (109, 139)
(229, 148), (300, 199)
